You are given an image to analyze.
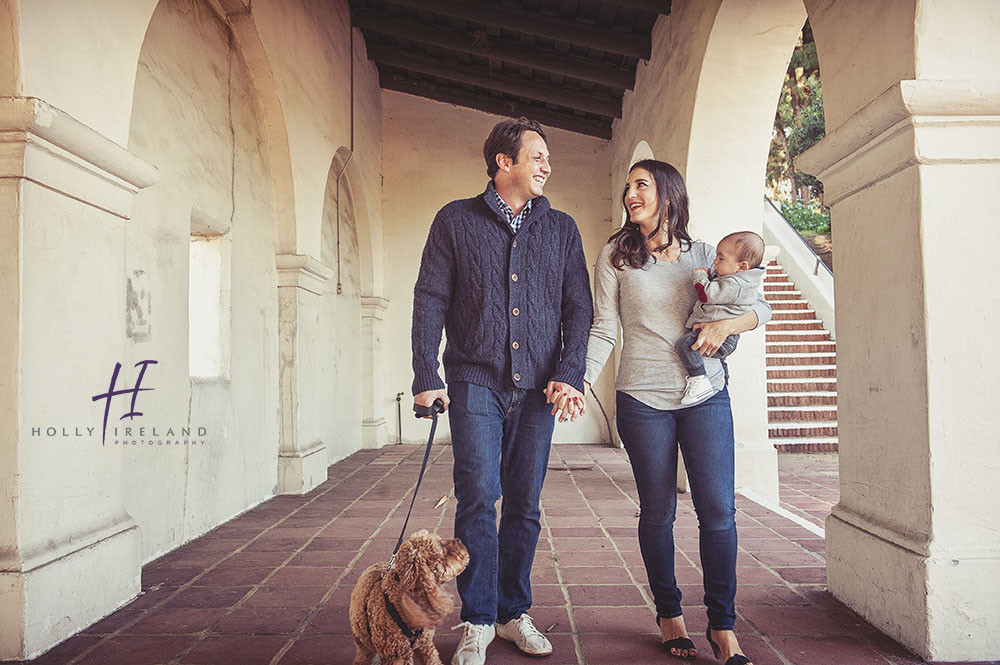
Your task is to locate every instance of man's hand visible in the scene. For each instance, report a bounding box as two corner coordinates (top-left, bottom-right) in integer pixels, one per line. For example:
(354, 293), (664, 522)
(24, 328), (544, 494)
(544, 381), (585, 423)
(413, 389), (450, 418)
(691, 320), (734, 357)
(692, 267), (708, 274)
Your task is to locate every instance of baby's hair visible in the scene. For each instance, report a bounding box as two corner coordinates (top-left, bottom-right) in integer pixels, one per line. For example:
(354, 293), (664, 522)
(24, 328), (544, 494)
(721, 231), (764, 268)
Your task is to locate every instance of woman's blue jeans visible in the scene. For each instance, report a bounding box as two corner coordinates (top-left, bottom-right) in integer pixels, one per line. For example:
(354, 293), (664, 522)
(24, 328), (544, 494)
(448, 381), (555, 625)
(615, 388), (739, 630)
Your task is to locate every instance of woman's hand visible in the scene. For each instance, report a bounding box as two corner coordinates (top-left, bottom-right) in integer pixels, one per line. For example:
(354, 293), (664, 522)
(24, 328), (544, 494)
(690, 320), (731, 357)
(691, 310), (760, 357)
(545, 381), (586, 422)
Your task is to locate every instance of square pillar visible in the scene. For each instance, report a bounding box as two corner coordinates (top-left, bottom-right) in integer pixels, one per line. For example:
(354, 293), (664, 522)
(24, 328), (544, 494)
(360, 296), (389, 448)
(0, 98), (157, 660)
(276, 253), (333, 494)
(798, 80), (1000, 662)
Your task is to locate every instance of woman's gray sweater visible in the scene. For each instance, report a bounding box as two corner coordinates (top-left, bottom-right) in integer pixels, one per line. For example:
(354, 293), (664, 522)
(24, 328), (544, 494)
(583, 241), (771, 410)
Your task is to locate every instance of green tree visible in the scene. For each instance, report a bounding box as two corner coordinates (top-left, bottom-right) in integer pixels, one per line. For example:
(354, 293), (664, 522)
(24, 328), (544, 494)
(767, 20), (825, 204)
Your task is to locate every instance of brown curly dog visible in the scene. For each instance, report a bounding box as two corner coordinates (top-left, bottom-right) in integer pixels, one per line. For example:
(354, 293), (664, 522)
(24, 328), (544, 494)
(349, 530), (469, 665)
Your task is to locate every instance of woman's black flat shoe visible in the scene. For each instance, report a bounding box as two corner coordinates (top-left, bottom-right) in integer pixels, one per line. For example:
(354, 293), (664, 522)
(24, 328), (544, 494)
(661, 636), (697, 660)
(706, 629), (752, 665)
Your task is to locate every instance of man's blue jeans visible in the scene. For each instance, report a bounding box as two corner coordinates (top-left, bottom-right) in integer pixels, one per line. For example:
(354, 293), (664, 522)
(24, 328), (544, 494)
(448, 381), (555, 625)
(615, 388), (739, 630)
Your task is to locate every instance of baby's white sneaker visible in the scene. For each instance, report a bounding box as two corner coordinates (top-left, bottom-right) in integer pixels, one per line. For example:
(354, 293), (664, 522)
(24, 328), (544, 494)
(680, 375), (715, 405)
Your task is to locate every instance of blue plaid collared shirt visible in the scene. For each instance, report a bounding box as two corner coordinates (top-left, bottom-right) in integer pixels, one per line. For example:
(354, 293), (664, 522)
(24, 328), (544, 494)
(490, 182), (532, 233)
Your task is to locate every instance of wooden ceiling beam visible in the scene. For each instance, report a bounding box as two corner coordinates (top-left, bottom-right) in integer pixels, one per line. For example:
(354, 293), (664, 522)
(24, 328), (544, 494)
(380, 73), (613, 140)
(599, 0), (672, 14)
(354, 10), (633, 91)
(386, 0), (650, 59)
(367, 43), (622, 118)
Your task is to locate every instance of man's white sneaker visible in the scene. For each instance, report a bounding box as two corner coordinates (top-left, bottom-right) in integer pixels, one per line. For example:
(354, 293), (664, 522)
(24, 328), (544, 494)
(496, 613), (553, 656)
(451, 622), (495, 665)
(680, 375), (715, 405)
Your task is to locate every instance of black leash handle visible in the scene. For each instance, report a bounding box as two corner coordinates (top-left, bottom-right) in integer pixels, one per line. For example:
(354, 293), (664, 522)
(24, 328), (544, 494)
(387, 398), (445, 570)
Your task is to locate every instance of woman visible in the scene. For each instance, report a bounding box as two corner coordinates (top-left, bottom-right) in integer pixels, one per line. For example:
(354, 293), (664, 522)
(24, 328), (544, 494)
(584, 160), (768, 665)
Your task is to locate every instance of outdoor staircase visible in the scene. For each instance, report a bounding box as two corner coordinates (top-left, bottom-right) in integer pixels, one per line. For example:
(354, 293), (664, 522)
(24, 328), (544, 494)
(764, 261), (839, 452)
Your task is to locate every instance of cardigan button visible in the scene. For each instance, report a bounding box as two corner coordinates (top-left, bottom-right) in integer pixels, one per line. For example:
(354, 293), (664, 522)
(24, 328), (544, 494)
(511, 273), (518, 282)
(512, 342), (519, 350)
(512, 307), (520, 316)
(512, 240), (518, 248)
(513, 373), (521, 381)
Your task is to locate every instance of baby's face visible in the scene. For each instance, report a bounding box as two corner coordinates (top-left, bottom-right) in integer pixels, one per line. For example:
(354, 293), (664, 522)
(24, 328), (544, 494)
(713, 240), (745, 276)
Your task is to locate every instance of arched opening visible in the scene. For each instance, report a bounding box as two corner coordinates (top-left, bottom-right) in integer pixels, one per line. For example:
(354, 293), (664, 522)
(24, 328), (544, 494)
(126, 0), (280, 558)
(682, 0), (808, 505)
(319, 148), (364, 461)
(761, 19), (839, 528)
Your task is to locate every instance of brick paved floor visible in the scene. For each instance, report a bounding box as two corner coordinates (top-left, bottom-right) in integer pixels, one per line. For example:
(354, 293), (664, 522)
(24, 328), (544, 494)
(16, 445), (996, 665)
(776, 453), (840, 529)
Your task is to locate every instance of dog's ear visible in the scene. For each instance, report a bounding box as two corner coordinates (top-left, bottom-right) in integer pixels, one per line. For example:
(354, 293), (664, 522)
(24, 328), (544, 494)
(440, 538), (470, 579)
(399, 584), (454, 629)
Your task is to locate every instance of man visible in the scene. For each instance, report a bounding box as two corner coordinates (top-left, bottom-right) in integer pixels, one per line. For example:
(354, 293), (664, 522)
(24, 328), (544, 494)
(411, 117), (592, 665)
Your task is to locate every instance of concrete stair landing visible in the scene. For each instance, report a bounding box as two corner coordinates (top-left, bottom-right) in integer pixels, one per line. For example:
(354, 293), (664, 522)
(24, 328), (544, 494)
(764, 262), (839, 452)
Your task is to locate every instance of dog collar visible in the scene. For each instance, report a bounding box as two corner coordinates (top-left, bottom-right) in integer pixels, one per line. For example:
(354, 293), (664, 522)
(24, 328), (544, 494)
(384, 593), (423, 646)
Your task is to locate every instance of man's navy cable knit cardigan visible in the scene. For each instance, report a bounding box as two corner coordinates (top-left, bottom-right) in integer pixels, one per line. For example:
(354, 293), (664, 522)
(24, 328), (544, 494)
(411, 186), (593, 395)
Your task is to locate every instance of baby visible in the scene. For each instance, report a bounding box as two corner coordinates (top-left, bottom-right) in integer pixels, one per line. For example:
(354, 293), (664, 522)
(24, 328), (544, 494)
(676, 231), (766, 405)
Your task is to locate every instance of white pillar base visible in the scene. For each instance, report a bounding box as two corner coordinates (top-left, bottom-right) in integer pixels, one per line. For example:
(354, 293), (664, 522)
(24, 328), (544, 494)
(0, 517), (140, 661)
(734, 439), (778, 505)
(277, 439), (327, 495)
(827, 508), (1000, 662)
(361, 417), (387, 449)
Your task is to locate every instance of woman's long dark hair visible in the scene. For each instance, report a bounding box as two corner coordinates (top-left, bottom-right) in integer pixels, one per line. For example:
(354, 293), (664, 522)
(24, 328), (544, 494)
(608, 159), (692, 269)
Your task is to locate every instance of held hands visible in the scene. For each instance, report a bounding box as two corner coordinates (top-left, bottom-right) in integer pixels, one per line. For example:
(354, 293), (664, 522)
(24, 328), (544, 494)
(544, 381), (586, 423)
(692, 267), (708, 274)
(413, 389), (450, 419)
(691, 320), (733, 358)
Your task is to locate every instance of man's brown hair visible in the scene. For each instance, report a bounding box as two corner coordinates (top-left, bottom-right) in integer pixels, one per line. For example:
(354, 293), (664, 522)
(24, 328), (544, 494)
(483, 117), (546, 179)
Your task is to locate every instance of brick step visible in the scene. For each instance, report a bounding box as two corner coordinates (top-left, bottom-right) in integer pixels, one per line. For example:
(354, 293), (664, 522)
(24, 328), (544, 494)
(767, 342), (837, 354)
(768, 406), (838, 422)
(767, 366), (838, 379)
(773, 437), (840, 453)
(765, 331), (832, 342)
(770, 300), (811, 310)
(766, 267), (784, 275)
(768, 378), (838, 392)
(764, 291), (804, 301)
(767, 353), (837, 367)
(769, 422), (839, 438)
(767, 392), (838, 407)
(767, 319), (825, 329)
(763, 281), (794, 290)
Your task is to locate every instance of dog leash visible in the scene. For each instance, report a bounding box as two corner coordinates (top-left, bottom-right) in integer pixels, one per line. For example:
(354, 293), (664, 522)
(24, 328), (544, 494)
(386, 397), (445, 571)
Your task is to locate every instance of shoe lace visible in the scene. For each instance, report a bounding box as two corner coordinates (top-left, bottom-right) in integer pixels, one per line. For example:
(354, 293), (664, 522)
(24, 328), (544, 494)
(514, 614), (544, 641)
(452, 622), (488, 654)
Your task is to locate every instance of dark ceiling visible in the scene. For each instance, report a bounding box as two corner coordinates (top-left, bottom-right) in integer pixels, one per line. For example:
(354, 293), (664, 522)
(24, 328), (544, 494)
(348, 0), (672, 139)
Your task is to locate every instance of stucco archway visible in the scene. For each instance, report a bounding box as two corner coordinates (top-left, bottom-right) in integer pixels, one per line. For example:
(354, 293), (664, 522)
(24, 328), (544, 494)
(684, 0), (808, 505)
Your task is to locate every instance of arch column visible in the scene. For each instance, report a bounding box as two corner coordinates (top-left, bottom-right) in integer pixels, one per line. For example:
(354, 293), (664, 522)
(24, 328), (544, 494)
(0, 97), (156, 659)
(276, 253), (333, 494)
(360, 296), (389, 448)
(798, 80), (1000, 661)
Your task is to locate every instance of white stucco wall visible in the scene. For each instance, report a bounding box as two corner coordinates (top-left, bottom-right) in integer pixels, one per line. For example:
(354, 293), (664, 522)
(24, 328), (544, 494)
(3, 0), (386, 606)
(381, 91), (614, 446)
(125, 0), (279, 559)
